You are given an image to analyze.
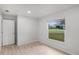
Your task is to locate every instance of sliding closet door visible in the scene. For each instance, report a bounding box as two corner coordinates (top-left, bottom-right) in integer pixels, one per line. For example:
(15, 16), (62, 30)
(3, 20), (15, 46)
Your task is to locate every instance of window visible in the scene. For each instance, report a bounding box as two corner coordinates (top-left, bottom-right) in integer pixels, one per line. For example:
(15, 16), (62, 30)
(48, 18), (65, 42)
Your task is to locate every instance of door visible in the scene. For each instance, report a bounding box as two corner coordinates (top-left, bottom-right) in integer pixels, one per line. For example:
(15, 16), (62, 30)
(3, 20), (15, 46)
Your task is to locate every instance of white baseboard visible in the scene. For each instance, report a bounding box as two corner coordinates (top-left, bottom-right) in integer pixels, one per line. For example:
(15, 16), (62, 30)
(39, 40), (75, 55)
(17, 39), (77, 55)
(17, 39), (38, 46)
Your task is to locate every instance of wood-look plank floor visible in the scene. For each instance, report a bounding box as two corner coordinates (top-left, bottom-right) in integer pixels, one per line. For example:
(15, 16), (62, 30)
(0, 42), (67, 55)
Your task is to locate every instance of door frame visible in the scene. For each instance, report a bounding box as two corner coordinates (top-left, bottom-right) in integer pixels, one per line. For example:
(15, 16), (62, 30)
(1, 18), (17, 47)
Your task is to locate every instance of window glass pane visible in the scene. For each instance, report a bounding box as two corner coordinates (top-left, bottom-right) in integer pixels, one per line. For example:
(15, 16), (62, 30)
(48, 18), (65, 42)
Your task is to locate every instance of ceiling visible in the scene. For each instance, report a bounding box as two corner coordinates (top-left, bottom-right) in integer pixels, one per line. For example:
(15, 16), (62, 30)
(0, 4), (78, 18)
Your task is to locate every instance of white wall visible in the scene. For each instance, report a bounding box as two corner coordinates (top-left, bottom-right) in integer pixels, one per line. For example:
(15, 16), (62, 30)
(0, 14), (2, 46)
(17, 15), (38, 45)
(38, 6), (79, 55)
(0, 14), (38, 46)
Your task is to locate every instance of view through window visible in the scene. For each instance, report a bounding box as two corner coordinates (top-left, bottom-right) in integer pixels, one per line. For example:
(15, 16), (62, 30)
(48, 18), (65, 42)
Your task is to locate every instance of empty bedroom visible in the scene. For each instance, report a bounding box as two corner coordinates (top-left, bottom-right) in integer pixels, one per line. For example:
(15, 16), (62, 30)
(0, 4), (79, 55)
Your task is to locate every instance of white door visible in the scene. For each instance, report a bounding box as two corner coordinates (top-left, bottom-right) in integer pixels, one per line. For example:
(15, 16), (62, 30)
(3, 20), (15, 46)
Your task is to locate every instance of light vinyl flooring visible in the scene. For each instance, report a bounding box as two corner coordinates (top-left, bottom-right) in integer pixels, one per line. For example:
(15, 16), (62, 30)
(0, 42), (67, 55)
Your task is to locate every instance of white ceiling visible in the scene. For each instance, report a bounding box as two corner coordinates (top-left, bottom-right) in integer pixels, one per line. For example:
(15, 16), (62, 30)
(0, 4), (78, 18)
